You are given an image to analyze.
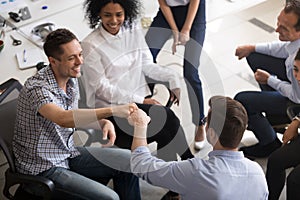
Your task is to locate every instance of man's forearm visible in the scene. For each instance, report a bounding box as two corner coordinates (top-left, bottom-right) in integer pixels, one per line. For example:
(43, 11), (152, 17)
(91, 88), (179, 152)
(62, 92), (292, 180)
(131, 126), (148, 151)
(73, 108), (112, 128)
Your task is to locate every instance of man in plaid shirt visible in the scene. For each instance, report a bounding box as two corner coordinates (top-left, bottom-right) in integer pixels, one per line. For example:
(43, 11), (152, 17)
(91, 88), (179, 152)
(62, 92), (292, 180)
(12, 28), (141, 200)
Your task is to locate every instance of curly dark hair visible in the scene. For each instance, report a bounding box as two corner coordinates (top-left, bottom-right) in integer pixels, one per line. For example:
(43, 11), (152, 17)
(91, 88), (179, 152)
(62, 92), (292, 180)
(83, 0), (141, 29)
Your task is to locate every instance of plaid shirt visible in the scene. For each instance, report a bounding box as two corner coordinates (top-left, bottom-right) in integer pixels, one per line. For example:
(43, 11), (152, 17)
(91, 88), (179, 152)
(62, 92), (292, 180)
(12, 66), (80, 175)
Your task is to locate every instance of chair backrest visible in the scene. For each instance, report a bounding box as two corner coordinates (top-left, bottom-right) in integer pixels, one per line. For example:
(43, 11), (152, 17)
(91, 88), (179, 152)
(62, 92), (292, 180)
(0, 78), (22, 173)
(0, 98), (18, 173)
(287, 104), (300, 120)
(78, 76), (89, 108)
(0, 78), (22, 105)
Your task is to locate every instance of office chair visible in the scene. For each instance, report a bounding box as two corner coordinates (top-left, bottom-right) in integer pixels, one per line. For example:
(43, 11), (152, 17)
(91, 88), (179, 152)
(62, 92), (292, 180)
(0, 78), (22, 105)
(287, 104), (300, 120)
(266, 103), (300, 134)
(77, 76), (105, 146)
(267, 114), (290, 134)
(0, 81), (55, 199)
(145, 76), (174, 107)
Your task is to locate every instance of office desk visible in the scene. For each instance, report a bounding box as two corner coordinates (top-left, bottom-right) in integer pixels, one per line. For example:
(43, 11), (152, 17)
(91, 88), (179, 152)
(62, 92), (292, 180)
(1, 0), (84, 30)
(0, 0), (91, 84)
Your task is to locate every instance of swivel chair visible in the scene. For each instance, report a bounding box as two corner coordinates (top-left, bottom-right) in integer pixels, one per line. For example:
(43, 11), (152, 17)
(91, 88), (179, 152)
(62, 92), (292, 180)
(77, 76), (105, 146)
(0, 79), (55, 200)
(266, 103), (300, 134)
(287, 104), (300, 120)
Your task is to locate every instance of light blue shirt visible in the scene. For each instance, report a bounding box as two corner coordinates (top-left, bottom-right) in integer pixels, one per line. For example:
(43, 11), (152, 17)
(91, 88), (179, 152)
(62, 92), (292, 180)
(131, 146), (268, 200)
(256, 38), (300, 103)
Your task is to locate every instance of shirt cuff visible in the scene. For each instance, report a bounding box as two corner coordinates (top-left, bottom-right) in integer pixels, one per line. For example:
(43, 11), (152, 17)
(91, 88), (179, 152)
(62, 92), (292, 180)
(132, 94), (144, 104)
(133, 146), (150, 153)
(267, 75), (281, 88)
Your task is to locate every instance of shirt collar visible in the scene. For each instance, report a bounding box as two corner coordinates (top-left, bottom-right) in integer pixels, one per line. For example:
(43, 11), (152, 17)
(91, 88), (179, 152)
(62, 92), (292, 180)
(41, 65), (76, 95)
(287, 38), (300, 54)
(208, 150), (245, 159)
(99, 24), (124, 42)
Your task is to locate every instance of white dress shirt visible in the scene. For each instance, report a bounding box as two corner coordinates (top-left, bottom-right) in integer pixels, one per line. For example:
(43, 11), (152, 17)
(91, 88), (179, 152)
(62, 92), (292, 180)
(165, 0), (190, 7)
(81, 23), (181, 108)
(255, 38), (300, 103)
(131, 146), (269, 200)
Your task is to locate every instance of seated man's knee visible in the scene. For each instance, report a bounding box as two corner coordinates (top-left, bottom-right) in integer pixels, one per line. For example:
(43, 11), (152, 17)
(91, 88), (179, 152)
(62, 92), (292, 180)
(246, 52), (260, 68)
(246, 52), (258, 63)
(234, 92), (249, 105)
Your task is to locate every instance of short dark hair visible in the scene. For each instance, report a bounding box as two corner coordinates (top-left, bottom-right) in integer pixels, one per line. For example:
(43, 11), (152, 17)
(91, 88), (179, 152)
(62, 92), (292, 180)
(84, 0), (141, 29)
(43, 28), (78, 59)
(295, 48), (300, 61)
(284, 0), (300, 31)
(207, 96), (248, 148)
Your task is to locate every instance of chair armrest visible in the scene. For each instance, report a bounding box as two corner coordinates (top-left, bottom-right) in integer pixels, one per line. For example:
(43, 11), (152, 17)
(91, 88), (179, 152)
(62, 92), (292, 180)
(4, 169), (54, 200)
(165, 87), (174, 107)
(145, 76), (173, 108)
(287, 104), (300, 120)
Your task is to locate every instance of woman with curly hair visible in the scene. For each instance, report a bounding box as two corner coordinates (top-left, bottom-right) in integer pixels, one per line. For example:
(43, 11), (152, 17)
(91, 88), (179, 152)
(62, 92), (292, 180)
(81, 0), (194, 165)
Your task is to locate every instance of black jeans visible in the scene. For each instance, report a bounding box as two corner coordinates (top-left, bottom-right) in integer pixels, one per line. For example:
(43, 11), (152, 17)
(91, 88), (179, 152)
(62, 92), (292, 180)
(108, 103), (193, 161)
(266, 137), (300, 200)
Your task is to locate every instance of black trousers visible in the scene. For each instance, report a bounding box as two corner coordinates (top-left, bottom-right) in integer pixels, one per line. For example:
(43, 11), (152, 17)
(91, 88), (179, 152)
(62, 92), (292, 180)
(266, 137), (300, 200)
(245, 52), (292, 126)
(108, 103), (193, 161)
(246, 52), (288, 91)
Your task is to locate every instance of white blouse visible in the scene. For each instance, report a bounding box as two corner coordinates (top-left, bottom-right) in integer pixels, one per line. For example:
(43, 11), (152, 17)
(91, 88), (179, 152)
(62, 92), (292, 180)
(165, 0), (190, 7)
(81, 23), (181, 108)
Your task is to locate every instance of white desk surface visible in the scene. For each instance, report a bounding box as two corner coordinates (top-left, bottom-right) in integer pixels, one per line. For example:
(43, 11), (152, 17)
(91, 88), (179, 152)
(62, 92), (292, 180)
(0, 0), (91, 84)
(1, 0), (85, 30)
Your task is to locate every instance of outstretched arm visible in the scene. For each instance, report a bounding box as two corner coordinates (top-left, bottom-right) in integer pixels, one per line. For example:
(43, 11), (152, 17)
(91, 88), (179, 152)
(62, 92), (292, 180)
(38, 103), (137, 128)
(129, 109), (151, 150)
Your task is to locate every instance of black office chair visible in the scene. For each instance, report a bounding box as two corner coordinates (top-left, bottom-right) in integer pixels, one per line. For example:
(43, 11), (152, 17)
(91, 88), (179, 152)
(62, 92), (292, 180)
(0, 79), (55, 200)
(0, 78), (22, 105)
(77, 76), (105, 146)
(267, 114), (290, 134)
(266, 103), (300, 134)
(287, 104), (300, 120)
(145, 76), (174, 107)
